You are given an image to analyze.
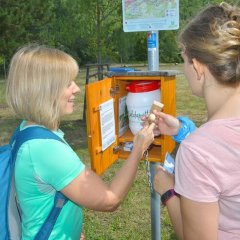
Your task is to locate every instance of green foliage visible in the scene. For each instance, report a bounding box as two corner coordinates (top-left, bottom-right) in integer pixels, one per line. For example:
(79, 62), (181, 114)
(159, 31), (181, 63)
(0, 0), (55, 61)
(0, 55), (4, 64)
(132, 32), (148, 62)
(0, 0), (237, 72)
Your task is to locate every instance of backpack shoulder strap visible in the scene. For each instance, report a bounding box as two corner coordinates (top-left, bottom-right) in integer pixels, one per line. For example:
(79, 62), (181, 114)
(12, 126), (65, 161)
(34, 192), (68, 240)
(12, 126), (68, 240)
(9, 126), (20, 146)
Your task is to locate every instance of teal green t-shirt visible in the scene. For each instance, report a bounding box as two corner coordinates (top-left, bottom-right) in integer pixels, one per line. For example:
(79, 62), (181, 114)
(15, 122), (85, 239)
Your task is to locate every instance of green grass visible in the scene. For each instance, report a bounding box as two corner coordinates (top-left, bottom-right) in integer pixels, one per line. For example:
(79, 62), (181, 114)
(0, 64), (206, 239)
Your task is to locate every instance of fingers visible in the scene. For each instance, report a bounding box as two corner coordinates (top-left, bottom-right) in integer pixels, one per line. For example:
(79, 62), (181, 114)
(80, 233), (85, 240)
(135, 123), (155, 149)
(148, 122), (156, 131)
(134, 119), (158, 153)
(142, 122), (155, 131)
(155, 165), (166, 173)
(153, 110), (167, 118)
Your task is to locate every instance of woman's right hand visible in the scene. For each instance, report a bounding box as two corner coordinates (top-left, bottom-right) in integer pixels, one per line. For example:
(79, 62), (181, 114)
(133, 122), (155, 156)
(153, 111), (180, 136)
(154, 165), (175, 196)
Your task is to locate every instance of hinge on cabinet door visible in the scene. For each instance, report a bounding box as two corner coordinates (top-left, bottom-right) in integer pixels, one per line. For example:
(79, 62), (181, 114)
(110, 85), (120, 97)
(93, 106), (101, 112)
(113, 145), (121, 154)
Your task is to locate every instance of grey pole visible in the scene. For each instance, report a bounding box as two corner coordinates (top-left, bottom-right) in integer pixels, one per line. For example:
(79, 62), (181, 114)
(148, 31), (159, 71)
(150, 162), (161, 240)
(147, 30), (161, 240)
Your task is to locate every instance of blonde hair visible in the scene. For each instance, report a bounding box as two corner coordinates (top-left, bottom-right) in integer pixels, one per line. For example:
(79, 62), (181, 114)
(179, 2), (240, 85)
(6, 45), (79, 130)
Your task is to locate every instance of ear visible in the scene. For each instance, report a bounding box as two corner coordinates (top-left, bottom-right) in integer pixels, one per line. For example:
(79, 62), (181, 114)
(192, 58), (204, 80)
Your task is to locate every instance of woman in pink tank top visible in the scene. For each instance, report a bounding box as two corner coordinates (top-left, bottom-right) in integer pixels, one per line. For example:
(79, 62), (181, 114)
(152, 2), (240, 240)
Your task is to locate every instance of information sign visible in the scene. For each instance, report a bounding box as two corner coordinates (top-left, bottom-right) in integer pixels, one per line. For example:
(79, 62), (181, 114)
(122, 0), (179, 32)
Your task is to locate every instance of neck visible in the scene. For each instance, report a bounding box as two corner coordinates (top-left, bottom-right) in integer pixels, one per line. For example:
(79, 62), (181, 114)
(204, 83), (240, 120)
(25, 121), (37, 126)
(25, 121), (57, 131)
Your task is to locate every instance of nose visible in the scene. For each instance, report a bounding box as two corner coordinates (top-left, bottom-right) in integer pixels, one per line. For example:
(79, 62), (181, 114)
(73, 82), (80, 93)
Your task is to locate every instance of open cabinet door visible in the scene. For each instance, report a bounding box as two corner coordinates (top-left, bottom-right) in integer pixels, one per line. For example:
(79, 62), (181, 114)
(86, 78), (119, 175)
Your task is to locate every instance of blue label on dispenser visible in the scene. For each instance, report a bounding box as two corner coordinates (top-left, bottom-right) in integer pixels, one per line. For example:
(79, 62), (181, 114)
(147, 32), (157, 49)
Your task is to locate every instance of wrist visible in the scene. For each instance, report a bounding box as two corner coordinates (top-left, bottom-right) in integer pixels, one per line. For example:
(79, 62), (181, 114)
(173, 116), (197, 143)
(173, 121), (181, 135)
(161, 188), (179, 206)
(131, 146), (144, 159)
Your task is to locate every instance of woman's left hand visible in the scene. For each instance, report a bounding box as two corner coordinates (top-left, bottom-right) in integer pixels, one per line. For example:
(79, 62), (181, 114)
(80, 233), (85, 240)
(154, 165), (175, 195)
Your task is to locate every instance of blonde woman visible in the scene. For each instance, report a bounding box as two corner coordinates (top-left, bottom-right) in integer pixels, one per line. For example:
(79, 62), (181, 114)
(6, 45), (155, 239)
(153, 2), (240, 240)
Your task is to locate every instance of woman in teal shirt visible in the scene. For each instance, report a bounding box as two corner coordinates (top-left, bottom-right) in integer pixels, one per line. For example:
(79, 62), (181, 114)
(6, 45), (155, 239)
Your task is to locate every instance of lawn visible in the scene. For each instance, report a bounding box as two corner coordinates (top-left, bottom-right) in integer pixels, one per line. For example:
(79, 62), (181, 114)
(0, 63), (206, 239)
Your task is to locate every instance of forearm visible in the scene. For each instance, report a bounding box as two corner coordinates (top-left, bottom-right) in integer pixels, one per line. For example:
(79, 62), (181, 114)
(78, 124), (154, 212)
(166, 196), (184, 240)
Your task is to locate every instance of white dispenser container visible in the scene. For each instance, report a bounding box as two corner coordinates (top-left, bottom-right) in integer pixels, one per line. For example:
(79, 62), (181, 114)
(126, 81), (161, 135)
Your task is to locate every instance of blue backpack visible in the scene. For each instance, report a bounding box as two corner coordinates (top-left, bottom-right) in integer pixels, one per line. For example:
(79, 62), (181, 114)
(0, 126), (68, 240)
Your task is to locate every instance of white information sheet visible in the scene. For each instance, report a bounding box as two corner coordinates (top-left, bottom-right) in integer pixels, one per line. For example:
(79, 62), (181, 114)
(99, 99), (116, 151)
(122, 0), (179, 32)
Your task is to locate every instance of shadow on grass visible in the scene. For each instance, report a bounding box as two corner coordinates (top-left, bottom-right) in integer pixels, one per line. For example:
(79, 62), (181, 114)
(60, 118), (88, 149)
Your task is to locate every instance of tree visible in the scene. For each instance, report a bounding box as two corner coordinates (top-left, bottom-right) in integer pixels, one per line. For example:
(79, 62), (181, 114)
(77, 0), (122, 63)
(0, 0), (235, 74)
(0, 0), (55, 64)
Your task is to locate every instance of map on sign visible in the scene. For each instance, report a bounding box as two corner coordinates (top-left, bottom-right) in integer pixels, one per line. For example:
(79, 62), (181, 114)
(122, 0), (179, 32)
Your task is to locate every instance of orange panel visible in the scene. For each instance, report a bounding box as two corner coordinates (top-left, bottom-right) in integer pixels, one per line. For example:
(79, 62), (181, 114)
(86, 78), (119, 175)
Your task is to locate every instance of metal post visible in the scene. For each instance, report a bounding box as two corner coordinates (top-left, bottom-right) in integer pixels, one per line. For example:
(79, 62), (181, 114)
(150, 162), (161, 240)
(147, 31), (159, 71)
(147, 30), (161, 240)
